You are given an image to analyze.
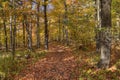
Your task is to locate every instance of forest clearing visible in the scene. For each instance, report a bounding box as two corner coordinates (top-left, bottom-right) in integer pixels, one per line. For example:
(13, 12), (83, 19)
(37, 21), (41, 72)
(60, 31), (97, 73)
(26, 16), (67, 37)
(0, 0), (120, 80)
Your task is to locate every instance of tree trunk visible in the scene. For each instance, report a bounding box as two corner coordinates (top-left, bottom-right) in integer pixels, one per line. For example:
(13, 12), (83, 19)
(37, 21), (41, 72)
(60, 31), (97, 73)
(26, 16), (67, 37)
(12, 15), (16, 59)
(36, 2), (40, 48)
(64, 0), (69, 45)
(44, 0), (49, 50)
(95, 0), (101, 53)
(58, 15), (61, 42)
(22, 21), (26, 47)
(0, 27), (2, 49)
(116, 15), (120, 27)
(2, 10), (8, 52)
(11, 0), (17, 59)
(97, 0), (112, 69)
(10, 16), (13, 50)
(24, 15), (32, 51)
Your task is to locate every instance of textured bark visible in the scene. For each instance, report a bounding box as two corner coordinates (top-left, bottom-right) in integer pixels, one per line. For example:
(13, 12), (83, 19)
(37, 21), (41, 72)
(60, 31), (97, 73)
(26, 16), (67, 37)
(95, 0), (101, 53)
(97, 0), (112, 69)
(0, 27), (2, 48)
(64, 0), (69, 45)
(44, 0), (49, 50)
(24, 15), (32, 51)
(11, 0), (17, 59)
(22, 21), (26, 47)
(10, 16), (13, 50)
(116, 16), (120, 39)
(12, 15), (17, 59)
(2, 10), (8, 52)
(116, 15), (119, 27)
(36, 2), (40, 48)
(58, 15), (61, 42)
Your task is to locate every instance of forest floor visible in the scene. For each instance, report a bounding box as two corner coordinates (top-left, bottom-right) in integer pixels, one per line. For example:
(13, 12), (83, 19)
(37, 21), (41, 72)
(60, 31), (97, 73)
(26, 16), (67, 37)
(15, 43), (79, 80)
(14, 42), (120, 80)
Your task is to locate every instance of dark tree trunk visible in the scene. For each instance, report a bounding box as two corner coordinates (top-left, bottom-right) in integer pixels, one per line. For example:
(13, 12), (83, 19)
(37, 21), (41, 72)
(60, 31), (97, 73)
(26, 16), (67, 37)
(22, 21), (26, 47)
(12, 15), (17, 59)
(58, 15), (61, 42)
(44, 0), (49, 50)
(62, 26), (65, 41)
(2, 10), (8, 52)
(0, 27), (2, 49)
(97, 0), (112, 69)
(3, 21), (8, 52)
(11, 0), (17, 59)
(36, 2), (41, 48)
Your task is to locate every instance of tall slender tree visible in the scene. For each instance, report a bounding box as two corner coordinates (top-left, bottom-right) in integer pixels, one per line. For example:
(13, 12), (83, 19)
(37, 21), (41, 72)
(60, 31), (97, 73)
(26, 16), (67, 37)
(9, 16), (13, 50)
(36, 1), (41, 48)
(22, 20), (26, 47)
(12, 0), (17, 59)
(63, 0), (69, 45)
(95, 0), (101, 53)
(2, 10), (8, 52)
(44, 0), (49, 50)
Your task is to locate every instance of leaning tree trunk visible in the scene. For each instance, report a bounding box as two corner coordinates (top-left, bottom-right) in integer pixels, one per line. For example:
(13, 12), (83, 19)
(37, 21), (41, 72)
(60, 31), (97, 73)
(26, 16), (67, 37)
(97, 0), (112, 69)
(44, 0), (49, 50)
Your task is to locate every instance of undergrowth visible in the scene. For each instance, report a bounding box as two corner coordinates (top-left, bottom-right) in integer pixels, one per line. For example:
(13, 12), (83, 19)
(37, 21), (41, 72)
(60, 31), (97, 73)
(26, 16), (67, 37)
(0, 50), (46, 80)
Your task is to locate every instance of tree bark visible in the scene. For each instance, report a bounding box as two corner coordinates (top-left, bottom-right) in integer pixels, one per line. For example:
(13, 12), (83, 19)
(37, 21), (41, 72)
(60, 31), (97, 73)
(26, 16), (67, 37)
(10, 16), (13, 50)
(2, 10), (8, 52)
(24, 14), (32, 51)
(95, 0), (101, 53)
(44, 0), (49, 50)
(64, 0), (69, 45)
(0, 26), (2, 49)
(97, 0), (112, 69)
(58, 15), (61, 42)
(22, 21), (26, 47)
(12, 15), (17, 59)
(36, 2), (41, 48)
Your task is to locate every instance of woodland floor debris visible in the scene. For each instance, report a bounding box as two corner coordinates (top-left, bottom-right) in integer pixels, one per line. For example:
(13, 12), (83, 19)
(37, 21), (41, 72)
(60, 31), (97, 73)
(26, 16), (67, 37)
(15, 43), (79, 80)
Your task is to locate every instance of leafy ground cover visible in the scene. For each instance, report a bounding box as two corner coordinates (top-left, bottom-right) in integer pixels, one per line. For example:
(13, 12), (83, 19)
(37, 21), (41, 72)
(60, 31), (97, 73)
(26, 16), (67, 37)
(1, 42), (120, 80)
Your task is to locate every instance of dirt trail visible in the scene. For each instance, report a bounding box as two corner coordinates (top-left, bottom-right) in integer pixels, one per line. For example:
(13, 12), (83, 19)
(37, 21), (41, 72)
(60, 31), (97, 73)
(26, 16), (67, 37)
(15, 43), (79, 80)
